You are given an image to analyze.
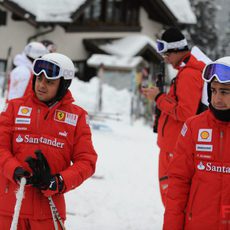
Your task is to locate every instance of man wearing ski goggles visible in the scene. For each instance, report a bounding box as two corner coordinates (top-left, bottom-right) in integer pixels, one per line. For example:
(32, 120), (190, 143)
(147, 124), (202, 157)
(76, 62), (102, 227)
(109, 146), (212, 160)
(141, 27), (207, 207)
(0, 52), (97, 230)
(33, 58), (74, 80)
(163, 57), (230, 229)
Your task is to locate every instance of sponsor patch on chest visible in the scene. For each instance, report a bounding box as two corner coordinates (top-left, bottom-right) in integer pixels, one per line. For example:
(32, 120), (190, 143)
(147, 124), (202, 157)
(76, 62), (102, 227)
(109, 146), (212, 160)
(15, 134), (64, 148)
(18, 106), (32, 116)
(197, 161), (230, 174)
(198, 129), (212, 142)
(196, 144), (213, 152)
(15, 117), (31, 124)
(54, 109), (78, 126)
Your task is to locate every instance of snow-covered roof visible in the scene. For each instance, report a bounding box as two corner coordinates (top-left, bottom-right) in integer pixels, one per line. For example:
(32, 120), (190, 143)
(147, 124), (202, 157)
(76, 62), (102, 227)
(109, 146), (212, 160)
(9, 0), (87, 22)
(8, 0), (196, 25)
(163, 0), (197, 24)
(99, 35), (157, 57)
(87, 54), (144, 70)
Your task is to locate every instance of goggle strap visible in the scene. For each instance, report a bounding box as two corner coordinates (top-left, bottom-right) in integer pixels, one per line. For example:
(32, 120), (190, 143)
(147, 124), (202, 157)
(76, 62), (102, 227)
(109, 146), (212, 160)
(166, 39), (188, 50)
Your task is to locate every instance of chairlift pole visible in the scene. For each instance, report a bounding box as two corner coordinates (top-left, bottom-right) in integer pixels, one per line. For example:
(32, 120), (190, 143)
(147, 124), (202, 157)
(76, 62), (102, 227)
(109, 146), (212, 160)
(2, 46), (12, 97)
(96, 64), (104, 113)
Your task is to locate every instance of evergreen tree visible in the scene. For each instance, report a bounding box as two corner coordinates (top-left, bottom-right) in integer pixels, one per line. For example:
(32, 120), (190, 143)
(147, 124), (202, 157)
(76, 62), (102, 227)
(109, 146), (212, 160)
(188, 0), (219, 60)
(219, 12), (230, 57)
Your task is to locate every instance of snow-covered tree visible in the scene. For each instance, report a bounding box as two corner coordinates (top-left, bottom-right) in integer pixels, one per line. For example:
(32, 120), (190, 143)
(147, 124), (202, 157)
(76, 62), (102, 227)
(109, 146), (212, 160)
(219, 12), (230, 57)
(188, 0), (219, 60)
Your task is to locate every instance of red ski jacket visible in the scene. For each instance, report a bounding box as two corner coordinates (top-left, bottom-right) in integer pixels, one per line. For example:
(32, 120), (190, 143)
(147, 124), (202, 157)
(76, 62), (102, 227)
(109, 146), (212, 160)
(0, 90), (97, 220)
(164, 109), (230, 230)
(156, 53), (205, 153)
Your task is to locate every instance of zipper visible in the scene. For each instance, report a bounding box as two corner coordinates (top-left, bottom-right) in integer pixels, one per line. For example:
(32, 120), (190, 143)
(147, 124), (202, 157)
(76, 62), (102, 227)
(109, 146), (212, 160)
(162, 115), (169, 136)
(188, 181), (199, 220)
(37, 108), (41, 130)
(219, 130), (224, 161)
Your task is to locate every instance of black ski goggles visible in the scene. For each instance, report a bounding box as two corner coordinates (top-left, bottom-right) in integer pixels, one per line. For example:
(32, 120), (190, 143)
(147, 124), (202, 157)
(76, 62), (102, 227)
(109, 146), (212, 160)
(202, 63), (230, 83)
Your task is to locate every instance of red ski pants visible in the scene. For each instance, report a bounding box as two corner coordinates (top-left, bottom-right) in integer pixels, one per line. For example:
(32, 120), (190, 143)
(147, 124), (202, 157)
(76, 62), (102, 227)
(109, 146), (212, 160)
(158, 149), (174, 206)
(0, 215), (64, 230)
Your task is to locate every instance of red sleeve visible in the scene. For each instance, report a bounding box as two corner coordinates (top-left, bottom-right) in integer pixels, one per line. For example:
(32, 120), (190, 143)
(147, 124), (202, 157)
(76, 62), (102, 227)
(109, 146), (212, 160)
(163, 121), (195, 230)
(156, 68), (203, 122)
(0, 103), (22, 182)
(60, 110), (97, 192)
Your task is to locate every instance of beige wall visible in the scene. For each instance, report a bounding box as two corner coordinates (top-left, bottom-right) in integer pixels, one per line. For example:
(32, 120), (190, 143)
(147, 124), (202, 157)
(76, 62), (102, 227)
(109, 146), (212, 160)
(139, 7), (163, 41)
(0, 7), (163, 61)
(0, 9), (37, 59)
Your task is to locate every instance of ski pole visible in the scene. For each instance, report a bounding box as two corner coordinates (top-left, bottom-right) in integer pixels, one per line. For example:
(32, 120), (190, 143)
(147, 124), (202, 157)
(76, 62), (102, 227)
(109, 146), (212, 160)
(48, 196), (66, 230)
(10, 177), (26, 230)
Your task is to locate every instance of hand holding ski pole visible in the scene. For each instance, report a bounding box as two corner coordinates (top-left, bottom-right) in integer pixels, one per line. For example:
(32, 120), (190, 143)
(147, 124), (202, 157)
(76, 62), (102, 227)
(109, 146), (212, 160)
(25, 150), (66, 229)
(25, 149), (65, 196)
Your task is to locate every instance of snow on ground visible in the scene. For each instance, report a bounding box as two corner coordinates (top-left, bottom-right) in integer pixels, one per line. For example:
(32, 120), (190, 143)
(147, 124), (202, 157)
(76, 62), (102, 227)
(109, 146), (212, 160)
(0, 77), (164, 229)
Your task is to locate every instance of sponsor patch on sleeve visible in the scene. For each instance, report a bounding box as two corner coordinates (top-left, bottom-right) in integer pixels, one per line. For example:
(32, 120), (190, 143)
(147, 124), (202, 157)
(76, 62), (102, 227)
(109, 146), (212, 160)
(181, 123), (188, 136)
(54, 109), (78, 126)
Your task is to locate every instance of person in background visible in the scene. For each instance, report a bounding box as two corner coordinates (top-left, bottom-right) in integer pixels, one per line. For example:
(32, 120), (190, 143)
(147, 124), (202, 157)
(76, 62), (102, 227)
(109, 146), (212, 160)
(7, 41), (48, 101)
(163, 56), (230, 230)
(0, 52), (97, 229)
(141, 27), (206, 205)
(41, 39), (57, 53)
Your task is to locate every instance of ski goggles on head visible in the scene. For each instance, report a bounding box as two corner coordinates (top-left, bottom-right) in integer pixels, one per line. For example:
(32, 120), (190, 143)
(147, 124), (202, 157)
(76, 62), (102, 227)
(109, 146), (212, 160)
(33, 59), (62, 80)
(156, 39), (188, 54)
(202, 62), (230, 83)
(33, 59), (74, 80)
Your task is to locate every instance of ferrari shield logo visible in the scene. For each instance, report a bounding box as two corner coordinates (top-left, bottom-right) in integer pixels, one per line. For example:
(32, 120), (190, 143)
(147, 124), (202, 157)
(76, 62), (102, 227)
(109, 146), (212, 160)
(56, 111), (66, 121)
(54, 109), (78, 126)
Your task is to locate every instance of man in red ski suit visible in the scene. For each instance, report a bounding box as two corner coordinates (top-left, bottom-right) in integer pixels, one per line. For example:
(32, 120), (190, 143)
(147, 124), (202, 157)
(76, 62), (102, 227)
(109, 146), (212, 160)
(163, 56), (230, 230)
(142, 27), (206, 205)
(0, 52), (97, 229)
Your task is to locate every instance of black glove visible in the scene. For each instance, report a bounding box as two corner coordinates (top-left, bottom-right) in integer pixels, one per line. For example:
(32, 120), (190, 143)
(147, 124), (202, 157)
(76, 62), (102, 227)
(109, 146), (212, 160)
(13, 167), (30, 184)
(25, 150), (64, 195)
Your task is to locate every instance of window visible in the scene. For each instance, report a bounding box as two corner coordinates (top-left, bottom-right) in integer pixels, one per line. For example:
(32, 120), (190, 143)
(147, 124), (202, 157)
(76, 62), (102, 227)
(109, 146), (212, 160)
(71, 0), (140, 31)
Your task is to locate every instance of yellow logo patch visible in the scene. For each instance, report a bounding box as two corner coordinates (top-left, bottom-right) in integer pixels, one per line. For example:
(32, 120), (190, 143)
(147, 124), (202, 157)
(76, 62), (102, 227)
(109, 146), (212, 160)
(56, 111), (66, 121)
(18, 106), (32, 116)
(198, 129), (212, 142)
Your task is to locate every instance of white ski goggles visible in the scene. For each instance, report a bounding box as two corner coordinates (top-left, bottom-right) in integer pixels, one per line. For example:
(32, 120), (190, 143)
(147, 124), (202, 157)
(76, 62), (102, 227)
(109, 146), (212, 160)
(32, 59), (74, 80)
(202, 62), (230, 83)
(156, 39), (188, 54)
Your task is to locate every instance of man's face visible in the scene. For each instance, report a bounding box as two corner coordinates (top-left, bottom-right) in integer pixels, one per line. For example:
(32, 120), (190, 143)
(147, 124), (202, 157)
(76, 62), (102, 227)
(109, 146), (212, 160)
(162, 52), (182, 67)
(35, 74), (61, 102)
(211, 81), (230, 110)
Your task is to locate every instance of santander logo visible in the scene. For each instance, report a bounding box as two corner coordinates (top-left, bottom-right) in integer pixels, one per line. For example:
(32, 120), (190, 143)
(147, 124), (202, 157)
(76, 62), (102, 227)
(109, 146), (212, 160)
(197, 161), (230, 174)
(15, 134), (64, 148)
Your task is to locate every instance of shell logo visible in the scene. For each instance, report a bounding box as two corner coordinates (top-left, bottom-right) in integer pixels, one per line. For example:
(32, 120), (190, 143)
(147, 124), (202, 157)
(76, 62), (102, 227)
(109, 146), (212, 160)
(200, 131), (209, 139)
(21, 108), (29, 115)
